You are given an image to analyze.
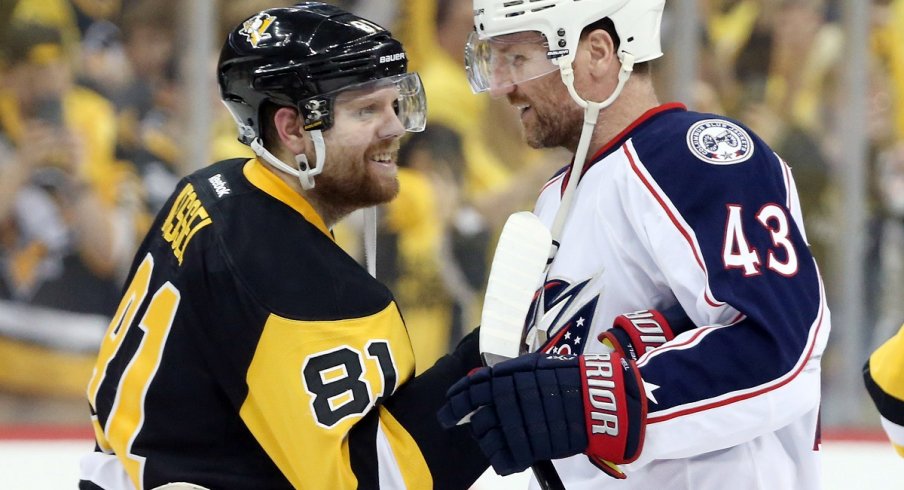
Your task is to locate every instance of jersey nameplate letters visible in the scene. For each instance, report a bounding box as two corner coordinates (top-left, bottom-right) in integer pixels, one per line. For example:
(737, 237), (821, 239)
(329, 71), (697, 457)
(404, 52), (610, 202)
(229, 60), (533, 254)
(161, 183), (212, 265)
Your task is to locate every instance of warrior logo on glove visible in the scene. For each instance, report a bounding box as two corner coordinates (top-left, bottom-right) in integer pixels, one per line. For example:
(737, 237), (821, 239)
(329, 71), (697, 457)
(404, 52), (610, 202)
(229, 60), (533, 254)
(582, 353), (646, 476)
(438, 350), (647, 480)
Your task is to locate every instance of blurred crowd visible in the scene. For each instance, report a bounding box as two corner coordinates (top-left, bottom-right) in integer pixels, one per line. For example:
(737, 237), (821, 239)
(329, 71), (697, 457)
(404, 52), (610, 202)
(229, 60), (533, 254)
(0, 0), (901, 427)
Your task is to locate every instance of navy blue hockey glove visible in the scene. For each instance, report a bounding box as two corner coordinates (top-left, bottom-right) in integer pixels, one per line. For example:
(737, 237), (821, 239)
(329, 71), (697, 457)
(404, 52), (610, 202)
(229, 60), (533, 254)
(599, 305), (694, 361)
(437, 351), (647, 479)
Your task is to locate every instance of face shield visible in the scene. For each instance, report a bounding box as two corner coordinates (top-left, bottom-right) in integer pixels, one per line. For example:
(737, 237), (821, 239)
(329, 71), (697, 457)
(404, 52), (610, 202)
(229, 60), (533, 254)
(465, 31), (559, 96)
(314, 72), (427, 133)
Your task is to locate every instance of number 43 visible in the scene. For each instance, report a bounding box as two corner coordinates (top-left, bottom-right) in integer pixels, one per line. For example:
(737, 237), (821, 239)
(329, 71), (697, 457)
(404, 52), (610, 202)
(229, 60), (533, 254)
(722, 204), (799, 277)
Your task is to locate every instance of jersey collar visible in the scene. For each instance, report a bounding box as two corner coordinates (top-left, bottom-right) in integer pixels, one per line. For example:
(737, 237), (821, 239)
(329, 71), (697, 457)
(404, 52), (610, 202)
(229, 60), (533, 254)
(243, 158), (333, 240)
(559, 102), (686, 195)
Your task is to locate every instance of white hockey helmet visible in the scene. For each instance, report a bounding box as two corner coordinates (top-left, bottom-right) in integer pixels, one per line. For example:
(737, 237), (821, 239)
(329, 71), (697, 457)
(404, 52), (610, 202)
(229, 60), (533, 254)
(468, 0), (666, 94)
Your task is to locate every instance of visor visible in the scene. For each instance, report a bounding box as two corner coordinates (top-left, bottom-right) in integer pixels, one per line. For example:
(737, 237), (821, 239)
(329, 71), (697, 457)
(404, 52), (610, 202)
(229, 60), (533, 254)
(323, 72), (427, 132)
(465, 31), (559, 95)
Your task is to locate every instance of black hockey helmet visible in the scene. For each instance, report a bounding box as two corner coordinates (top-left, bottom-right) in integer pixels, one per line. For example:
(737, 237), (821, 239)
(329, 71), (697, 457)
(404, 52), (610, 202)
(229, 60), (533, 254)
(218, 2), (421, 145)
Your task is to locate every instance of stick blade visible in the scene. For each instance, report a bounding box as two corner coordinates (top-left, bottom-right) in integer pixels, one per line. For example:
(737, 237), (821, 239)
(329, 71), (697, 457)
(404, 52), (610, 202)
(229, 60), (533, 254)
(480, 212), (551, 365)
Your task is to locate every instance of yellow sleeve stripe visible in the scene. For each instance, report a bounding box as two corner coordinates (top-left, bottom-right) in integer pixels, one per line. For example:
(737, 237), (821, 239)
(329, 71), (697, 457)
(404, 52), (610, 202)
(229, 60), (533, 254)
(870, 324), (904, 400)
(91, 415), (113, 454)
(378, 406), (432, 489)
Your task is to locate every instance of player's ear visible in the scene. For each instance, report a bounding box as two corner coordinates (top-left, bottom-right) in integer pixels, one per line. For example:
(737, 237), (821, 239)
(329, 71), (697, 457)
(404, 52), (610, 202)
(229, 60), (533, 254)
(273, 107), (308, 155)
(583, 28), (618, 79)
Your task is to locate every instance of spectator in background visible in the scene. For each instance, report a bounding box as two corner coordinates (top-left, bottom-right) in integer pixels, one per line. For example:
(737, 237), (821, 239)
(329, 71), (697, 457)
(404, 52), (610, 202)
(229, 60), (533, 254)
(0, 21), (128, 417)
(0, 22), (128, 308)
(400, 0), (565, 230)
(868, 0), (904, 350)
(390, 0), (567, 368)
(380, 125), (489, 370)
(113, 0), (181, 215)
(762, 0), (842, 136)
(872, 144), (904, 347)
(72, 0), (181, 216)
(700, 0), (764, 112)
(872, 0), (904, 142)
(6, 0), (81, 52)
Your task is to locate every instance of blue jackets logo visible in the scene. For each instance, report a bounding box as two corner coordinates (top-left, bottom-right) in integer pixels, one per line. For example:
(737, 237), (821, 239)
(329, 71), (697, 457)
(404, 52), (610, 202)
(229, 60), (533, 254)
(686, 119), (754, 165)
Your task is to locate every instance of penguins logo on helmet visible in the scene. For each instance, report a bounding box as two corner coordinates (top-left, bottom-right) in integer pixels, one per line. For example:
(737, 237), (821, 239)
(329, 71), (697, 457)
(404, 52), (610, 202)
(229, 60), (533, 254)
(240, 12), (275, 48)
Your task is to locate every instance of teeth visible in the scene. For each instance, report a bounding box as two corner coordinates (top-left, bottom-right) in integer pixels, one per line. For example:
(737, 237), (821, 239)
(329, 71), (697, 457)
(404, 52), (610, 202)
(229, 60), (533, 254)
(371, 152), (392, 162)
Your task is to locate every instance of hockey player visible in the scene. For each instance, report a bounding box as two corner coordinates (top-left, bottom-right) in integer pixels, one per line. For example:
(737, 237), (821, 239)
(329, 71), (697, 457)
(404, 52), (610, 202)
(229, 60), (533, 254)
(439, 1), (831, 488)
(864, 325), (904, 457)
(78, 4), (490, 489)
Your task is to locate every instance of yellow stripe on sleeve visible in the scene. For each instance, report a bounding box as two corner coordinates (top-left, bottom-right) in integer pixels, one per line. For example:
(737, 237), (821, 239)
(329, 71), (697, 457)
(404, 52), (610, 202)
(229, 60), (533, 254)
(870, 324), (904, 401)
(378, 406), (432, 489)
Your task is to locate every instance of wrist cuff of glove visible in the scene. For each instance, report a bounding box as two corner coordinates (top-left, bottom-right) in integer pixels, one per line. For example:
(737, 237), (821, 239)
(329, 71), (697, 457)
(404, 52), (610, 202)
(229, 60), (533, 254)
(602, 309), (676, 360)
(579, 352), (647, 467)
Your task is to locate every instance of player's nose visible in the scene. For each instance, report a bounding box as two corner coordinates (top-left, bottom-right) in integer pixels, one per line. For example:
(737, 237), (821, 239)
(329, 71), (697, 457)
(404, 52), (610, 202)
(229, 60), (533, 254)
(489, 81), (515, 98)
(378, 112), (406, 140)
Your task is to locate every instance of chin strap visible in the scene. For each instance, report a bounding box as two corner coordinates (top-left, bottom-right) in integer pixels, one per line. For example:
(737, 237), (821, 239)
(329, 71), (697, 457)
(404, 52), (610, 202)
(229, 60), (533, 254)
(363, 206), (377, 277)
(549, 52), (635, 259)
(532, 53), (636, 348)
(249, 129), (326, 190)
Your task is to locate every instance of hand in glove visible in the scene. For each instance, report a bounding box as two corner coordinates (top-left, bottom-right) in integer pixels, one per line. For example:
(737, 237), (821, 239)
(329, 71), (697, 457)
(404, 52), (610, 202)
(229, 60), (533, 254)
(438, 351), (646, 479)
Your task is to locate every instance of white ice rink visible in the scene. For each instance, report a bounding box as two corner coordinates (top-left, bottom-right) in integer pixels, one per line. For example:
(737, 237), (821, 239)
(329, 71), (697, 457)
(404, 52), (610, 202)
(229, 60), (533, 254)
(1, 437), (900, 489)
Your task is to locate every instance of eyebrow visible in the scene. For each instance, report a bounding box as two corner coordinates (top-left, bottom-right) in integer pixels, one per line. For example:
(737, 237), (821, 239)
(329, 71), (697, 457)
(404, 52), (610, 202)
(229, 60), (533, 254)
(490, 40), (545, 57)
(490, 32), (547, 45)
(336, 87), (398, 105)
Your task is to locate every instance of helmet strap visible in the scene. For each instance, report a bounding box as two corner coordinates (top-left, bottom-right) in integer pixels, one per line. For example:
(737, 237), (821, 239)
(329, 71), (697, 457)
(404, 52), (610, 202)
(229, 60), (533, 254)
(547, 53), (636, 260)
(363, 206), (377, 277)
(250, 129), (327, 190)
(558, 52), (636, 112)
(296, 130), (326, 190)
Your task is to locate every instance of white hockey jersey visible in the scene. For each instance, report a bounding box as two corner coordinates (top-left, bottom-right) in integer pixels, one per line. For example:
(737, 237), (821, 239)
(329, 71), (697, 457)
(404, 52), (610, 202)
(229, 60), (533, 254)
(525, 103), (830, 489)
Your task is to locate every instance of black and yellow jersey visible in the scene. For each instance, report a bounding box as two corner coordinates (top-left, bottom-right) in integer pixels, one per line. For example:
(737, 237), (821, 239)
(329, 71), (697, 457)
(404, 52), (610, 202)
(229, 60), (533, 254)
(80, 158), (487, 489)
(864, 324), (904, 457)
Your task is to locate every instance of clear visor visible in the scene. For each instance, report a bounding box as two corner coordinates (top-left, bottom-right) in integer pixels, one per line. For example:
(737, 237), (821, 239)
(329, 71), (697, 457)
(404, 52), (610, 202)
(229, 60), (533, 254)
(465, 31), (559, 96)
(328, 72), (427, 132)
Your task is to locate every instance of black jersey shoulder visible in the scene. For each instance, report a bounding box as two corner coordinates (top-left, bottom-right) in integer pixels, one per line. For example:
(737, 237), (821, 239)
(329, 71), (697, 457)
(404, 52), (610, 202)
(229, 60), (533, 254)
(183, 159), (394, 321)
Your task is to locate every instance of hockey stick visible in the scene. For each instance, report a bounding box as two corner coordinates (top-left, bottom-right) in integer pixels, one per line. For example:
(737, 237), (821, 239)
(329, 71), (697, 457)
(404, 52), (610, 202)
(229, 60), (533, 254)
(479, 212), (564, 490)
(479, 212), (550, 365)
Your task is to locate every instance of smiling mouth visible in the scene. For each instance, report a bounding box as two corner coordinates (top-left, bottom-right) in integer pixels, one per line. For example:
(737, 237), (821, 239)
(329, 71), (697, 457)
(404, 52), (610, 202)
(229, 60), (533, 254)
(367, 150), (398, 172)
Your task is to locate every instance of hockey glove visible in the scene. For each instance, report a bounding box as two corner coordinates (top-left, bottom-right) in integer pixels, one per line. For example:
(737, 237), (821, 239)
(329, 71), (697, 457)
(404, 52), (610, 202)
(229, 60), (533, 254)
(599, 305), (694, 361)
(437, 351), (647, 479)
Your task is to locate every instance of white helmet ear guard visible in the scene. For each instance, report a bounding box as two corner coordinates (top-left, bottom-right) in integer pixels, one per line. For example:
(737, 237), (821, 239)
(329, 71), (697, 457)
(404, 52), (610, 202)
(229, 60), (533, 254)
(472, 0), (665, 68)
